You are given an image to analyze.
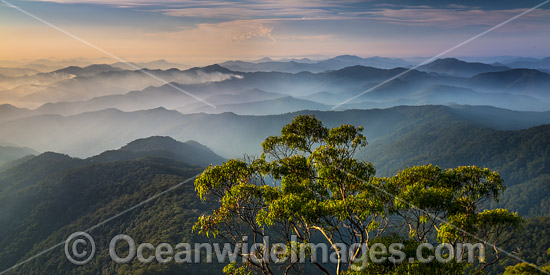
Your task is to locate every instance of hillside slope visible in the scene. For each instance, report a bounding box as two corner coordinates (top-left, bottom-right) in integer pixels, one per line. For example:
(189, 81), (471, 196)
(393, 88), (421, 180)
(0, 137), (226, 273)
(0, 156), (221, 274)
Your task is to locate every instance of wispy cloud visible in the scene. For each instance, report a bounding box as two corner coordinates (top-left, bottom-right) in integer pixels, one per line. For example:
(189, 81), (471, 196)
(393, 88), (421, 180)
(358, 7), (550, 30)
(28, 0), (366, 20)
(25, 0), (550, 29)
(232, 25), (276, 42)
(5, 0), (549, 62)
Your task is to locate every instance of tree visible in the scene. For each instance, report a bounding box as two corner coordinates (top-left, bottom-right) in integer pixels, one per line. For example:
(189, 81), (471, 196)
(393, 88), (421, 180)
(194, 115), (522, 275)
(503, 247), (550, 275)
(503, 262), (550, 275)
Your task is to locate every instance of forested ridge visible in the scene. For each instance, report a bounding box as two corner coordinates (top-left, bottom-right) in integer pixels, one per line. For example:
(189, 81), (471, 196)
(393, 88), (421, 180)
(1, 112), (549, 274)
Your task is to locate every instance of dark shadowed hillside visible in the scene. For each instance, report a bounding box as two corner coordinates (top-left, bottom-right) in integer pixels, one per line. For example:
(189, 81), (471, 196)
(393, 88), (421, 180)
(179, 96), (330, 115)
(417, 58), (509, 77)
(466, 69), (550, 98)
(0, 156), (222, 274)
(0, 136), (227, 273)
(90, 136), (225, 167)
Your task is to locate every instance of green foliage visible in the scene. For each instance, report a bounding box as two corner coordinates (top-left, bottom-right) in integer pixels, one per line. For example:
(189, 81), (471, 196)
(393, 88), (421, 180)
(222, 261), (252, 275)
(345, 235), (465, 275)
(195, 115), (520, 274)
(1, 112), (545, 274)
(503, 262), (549, 275)
(485, 217), (550, 275)
(493, 174), (550, 217)
(0, 156), (223, 274)
(363, 120), (550, 218)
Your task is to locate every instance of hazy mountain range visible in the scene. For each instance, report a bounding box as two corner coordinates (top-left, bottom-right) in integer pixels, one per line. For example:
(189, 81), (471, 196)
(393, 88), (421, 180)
(0, 145), (37, 168)
(1, 57), (549, 118)
(0, 105), (548, 158)
(0, 58), (187, 74)
(0, 64), (241, 108)
(416, 58), (510, 77)
(496, 57), (550, 70)
(220, 55), (413, 73)
(3, 102), (550, 220)
(1, 55), (550, 274)
(1, 56), (549, 159)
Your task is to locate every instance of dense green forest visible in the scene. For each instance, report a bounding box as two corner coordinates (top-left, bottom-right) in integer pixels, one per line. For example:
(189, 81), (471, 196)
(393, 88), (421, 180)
(0, 137), (226, 274)
(0, 111), (549, 274)
(361, 111), (550, 217)
(5, 157), (222, 274)
(489, 217), (550, 274)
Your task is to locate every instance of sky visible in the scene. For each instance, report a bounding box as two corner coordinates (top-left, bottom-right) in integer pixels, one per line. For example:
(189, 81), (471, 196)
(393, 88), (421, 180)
(1, 0), (549, 65)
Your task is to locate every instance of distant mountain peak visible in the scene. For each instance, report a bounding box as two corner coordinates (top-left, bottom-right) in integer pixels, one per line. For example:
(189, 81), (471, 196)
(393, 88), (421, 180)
(56, 65), (80, 71)
(0, 103), (19, 109)
(189, 64), (234, 74)
(27, 151), (74, 163)
(90, 136), (226, 166)
(255, 57), (274, 63)
(476, 68), (549, 77)
(120, 136), (181, 152)
(428, 58), (464, 64)
(332, 55), (363, 61)
(327, 65), (384, 75)
(53, 64), (121, 76)
(418, 58), (509, 77)
(85, 64), (116, 69)
(247, 88), (267, 93)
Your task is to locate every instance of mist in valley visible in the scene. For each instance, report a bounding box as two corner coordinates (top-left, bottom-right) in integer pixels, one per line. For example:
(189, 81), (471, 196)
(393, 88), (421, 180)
(1, 56), (550, 274)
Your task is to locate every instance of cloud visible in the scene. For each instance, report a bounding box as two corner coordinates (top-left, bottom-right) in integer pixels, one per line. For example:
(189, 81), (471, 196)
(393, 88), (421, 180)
(28, 0), (219, 6)
(25, 0), (550, 31)
(232, 25), (276, 42)
(28, 0), (365, 20)
(155, 2), (550, 35)
(447, 4), (477, 10)
(144, 19), (279, 48)
(355, 7), (550, 31)
(8, 0), (550, 62)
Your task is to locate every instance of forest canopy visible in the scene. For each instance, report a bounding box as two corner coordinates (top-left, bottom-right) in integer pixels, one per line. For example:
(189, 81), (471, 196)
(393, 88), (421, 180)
(194, 115), (525, 275)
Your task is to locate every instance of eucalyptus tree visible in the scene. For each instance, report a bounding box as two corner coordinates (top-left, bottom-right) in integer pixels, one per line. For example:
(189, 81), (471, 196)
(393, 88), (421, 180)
(194, 115), (522, 275)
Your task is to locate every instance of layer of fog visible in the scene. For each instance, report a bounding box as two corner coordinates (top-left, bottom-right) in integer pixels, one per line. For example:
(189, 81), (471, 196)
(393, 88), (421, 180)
(0, 66), (242, 109)
(1, 106), (550, 160)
